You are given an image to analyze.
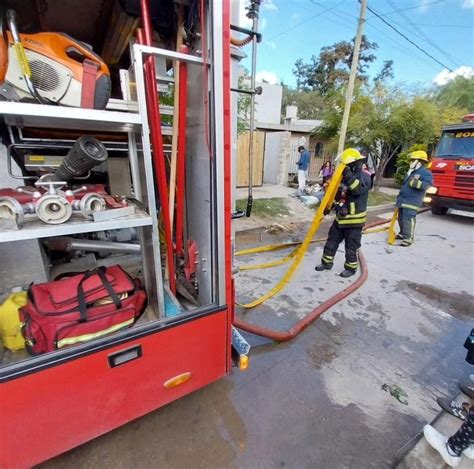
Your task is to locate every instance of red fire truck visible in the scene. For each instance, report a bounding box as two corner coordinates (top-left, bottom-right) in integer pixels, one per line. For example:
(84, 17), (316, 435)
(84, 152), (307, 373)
(0, 1), (256, 467)
(429, 114), (474, 216)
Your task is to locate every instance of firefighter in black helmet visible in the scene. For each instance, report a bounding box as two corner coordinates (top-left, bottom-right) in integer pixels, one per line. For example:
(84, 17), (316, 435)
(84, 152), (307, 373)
(315, 148), (371, 278)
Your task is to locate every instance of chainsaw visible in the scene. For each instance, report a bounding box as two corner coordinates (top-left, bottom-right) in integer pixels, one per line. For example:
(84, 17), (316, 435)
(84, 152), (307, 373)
(0, 10), (111, 108)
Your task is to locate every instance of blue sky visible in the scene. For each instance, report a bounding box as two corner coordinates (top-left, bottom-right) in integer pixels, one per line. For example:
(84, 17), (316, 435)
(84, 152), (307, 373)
(237, 0), (474, 88)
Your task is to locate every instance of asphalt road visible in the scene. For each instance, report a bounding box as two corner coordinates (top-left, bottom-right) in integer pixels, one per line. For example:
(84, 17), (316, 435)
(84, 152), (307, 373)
(43, 211), (473, 469)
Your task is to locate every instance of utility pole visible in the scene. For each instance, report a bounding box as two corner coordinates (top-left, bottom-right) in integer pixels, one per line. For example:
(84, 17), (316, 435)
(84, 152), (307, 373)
(337, 0), (367, 156)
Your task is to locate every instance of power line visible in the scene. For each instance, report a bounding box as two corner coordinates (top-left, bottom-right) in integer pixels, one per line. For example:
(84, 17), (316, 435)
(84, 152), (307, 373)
(367, 0), (446, 18)
(366, 4), (454, 72)
(310, 1), (441, 68)
(417, 23), (474, 29)
(268, 1), (345, 41)
(385, 0), (461, 68)
(308, 1), (442, 71)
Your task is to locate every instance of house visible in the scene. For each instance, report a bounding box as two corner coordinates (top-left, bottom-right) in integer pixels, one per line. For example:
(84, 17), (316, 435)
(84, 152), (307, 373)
(254, 91), (329, 185)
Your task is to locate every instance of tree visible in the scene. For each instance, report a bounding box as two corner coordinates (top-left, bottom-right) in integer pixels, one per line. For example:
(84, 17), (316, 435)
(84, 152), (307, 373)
(394, 143), (427, 186)
(281, 86), (327, 120)
(293, 35), (378, 94)
(237, 73), (252, 135)
(313, 84), (466, 189)
(434, 76), (474, 112)
(374, 60), (394, 83)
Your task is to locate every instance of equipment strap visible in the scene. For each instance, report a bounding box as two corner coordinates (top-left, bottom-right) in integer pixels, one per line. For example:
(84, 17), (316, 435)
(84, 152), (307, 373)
(77, 267), (122, 322)
(81, 59), (99, 109)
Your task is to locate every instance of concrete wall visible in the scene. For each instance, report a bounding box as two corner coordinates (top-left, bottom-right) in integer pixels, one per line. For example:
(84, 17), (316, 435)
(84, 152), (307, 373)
(263, 132), (284, 184)
(255, 82), (283, 125)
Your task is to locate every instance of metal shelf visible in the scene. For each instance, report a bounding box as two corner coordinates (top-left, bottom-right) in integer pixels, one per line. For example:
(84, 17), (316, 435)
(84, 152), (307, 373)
(1, 102), (142, 132)
(107, 99), (174, 116)
(0, 209), (152, 243)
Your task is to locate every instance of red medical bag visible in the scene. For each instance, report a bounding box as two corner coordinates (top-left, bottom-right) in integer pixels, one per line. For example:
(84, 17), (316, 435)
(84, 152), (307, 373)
(20, 265), (147, 354)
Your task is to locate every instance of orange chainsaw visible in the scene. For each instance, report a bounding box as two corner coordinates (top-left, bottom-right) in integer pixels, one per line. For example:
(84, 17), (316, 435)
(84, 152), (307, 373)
(0, 9), (111, 109)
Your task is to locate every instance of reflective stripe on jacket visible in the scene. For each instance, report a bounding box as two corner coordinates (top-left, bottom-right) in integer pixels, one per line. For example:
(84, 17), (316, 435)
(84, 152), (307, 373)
(396, 166), (433, 210)
(335, 169), (371, 228)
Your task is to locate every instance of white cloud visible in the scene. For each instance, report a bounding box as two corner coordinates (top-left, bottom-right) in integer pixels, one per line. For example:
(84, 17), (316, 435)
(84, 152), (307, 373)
(433, 66), (474, 85)
(256, 71), (279, 84)
(260, 18), (268, 31)
(265, 40), (276, 49)
(262, 0), (279, 12)
(463, 0), (474, 8)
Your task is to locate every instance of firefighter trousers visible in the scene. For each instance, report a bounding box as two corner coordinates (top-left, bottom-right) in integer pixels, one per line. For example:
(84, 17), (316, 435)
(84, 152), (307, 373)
(398, 207), (417, 245)
(321, 221), (362, 272)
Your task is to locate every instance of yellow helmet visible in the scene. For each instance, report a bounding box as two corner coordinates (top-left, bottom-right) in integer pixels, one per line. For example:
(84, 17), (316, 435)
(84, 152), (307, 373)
(340, 148), (363, 165)
(409, 150), (429, 162)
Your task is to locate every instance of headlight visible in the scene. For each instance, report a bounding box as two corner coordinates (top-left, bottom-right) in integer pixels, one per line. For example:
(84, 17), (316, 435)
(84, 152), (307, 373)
(423, 196), (432, 204)
(426, 186), (438, 195)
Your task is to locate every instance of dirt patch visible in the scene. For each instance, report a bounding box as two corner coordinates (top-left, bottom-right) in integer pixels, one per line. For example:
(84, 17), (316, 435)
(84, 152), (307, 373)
(398, 281), (473, 321)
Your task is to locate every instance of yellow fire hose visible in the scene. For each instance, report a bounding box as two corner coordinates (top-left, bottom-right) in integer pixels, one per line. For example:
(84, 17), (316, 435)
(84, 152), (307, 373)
(236, 227), (389, 272)
(236, 164), (345, 308)
(387, 208), (399, 245)
(235, 164), (395, 308)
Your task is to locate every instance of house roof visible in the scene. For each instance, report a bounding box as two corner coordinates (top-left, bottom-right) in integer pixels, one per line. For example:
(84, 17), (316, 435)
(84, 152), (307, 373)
(256, 120), (323, 133)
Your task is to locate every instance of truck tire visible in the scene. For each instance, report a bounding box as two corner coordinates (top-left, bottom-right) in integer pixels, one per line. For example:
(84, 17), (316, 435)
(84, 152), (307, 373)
(431, 205), (447, 216)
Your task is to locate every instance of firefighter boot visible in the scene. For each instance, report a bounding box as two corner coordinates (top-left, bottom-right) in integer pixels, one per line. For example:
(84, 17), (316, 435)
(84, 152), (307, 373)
(315, 263), (332, 272)
(340, 269), (356, 278)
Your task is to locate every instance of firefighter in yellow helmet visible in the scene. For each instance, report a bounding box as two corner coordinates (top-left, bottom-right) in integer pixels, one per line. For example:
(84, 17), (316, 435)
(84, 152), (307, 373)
(395, 150), (433, 246)
(316, 148), (371, 277)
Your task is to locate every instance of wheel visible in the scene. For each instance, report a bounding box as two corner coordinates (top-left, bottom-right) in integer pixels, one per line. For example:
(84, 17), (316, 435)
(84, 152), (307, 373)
(431, 204), (447, 216)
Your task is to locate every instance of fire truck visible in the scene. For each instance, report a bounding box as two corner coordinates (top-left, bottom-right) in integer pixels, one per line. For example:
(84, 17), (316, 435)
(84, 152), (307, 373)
(428, 114), (474, 217)
(0, 1), (257, 466)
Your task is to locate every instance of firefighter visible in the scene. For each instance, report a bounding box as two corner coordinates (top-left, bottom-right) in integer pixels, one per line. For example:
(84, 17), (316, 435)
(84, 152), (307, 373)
(315, 148), (371, 278)
(395, 150), (433, 247)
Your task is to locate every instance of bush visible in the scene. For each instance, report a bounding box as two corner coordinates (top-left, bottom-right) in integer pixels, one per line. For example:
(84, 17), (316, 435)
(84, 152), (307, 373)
(394, 143), (427, 186)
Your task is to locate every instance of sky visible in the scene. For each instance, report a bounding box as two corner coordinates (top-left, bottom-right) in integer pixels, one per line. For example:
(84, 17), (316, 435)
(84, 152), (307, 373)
(236, 0), (474, 88)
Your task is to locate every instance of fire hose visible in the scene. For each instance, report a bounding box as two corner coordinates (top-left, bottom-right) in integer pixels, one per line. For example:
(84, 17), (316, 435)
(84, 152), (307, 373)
(233, 217), (391, 342)
(232, 162), (396, 339)
(234, 202), (427, 342)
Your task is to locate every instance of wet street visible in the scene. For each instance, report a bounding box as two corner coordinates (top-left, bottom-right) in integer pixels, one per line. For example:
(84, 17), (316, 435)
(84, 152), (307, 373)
(44, 212), (473, 469)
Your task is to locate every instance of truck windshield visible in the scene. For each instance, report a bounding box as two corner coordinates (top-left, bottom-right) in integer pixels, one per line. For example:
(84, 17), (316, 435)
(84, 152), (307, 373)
(434, 131), (474, 159)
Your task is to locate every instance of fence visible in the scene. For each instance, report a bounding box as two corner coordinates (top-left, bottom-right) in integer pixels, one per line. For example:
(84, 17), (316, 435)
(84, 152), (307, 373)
(287, 144), (324, 183)
(236, 131), (265, 187)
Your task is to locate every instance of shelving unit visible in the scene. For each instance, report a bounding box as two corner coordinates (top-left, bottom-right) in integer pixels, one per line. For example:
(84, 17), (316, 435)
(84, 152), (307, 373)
(1, 101), (174, 135)
(0, 92), (165, 317)
(0, 210), (152, 242)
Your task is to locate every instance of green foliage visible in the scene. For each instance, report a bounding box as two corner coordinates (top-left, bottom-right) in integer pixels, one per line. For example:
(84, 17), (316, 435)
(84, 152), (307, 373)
(235, 198), (291, 218)
(281, 86), (327, 120)
(368, 191), (396, 206)
(293, 35), (378, 93)
(237, 73), (252, 135)
(159, 86), (174, 125)
(374, 60), (394, 83)
(434, 77), (474, 112)
(394, 143), (427, 186)
(313, 83), (467, 188)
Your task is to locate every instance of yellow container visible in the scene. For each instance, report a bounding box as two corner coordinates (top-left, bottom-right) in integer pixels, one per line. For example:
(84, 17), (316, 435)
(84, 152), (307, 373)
(0, 292), (27, 351)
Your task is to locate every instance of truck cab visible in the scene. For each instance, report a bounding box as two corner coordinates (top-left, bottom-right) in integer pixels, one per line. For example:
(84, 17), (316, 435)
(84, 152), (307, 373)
(429, 114), (474, 216)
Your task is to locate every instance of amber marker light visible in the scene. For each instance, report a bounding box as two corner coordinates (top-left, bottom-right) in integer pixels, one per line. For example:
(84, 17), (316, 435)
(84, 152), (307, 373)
(163, 372), (192, 389)
(239, 355), (249, 370)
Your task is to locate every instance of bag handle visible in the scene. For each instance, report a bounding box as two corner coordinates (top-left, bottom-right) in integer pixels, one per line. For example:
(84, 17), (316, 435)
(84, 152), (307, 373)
(77, 267), (122, 322)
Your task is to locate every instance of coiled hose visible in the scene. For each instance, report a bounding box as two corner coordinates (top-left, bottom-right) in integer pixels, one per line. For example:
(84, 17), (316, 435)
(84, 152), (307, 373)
(230, 35), (253, 47)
